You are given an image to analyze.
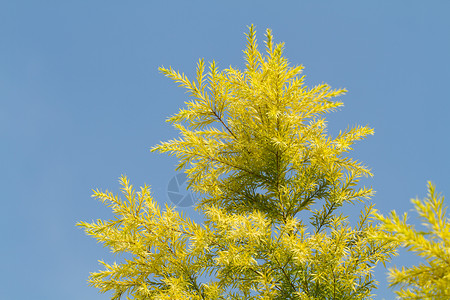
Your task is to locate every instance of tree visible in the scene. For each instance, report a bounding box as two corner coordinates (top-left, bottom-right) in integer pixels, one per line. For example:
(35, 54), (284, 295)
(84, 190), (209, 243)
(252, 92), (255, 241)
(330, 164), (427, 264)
(78, 25), (396, 299)
(373, 182), (450, 299)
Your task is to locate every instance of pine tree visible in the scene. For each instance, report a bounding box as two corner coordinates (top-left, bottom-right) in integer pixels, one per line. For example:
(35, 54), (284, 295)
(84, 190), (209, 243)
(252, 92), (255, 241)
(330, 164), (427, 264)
(373, 182), (450, 299)
(78, 25), (396, 299)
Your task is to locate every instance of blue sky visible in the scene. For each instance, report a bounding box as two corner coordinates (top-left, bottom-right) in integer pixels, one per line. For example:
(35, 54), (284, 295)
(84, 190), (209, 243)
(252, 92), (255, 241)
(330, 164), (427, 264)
(2, 1), (449, 299)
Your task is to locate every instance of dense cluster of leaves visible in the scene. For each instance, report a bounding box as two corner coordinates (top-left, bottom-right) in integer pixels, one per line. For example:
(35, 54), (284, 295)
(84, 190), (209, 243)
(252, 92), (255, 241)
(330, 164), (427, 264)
(78, 25), (450, 299)
(373, 182), (450, 299)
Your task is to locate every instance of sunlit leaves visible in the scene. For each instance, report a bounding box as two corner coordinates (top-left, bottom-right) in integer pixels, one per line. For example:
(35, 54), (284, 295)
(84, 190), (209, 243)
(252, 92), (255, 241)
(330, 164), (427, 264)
(373, 182), (450, 299)
(80, 25), (396, 299)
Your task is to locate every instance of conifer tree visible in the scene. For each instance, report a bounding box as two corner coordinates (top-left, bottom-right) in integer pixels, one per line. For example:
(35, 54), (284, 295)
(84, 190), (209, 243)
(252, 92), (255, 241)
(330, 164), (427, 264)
(373, 182), (450, 299)
(78, 26), (396, 299)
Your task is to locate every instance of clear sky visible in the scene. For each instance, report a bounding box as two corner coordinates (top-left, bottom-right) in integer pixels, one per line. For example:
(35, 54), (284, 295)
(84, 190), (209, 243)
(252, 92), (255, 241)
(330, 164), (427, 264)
(2, 1), (449, 299)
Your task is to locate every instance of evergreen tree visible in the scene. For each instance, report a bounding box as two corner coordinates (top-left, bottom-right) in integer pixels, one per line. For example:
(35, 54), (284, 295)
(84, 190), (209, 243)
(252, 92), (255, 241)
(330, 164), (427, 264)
(78, 25), (396, 299)
(373, 182), (450, 299)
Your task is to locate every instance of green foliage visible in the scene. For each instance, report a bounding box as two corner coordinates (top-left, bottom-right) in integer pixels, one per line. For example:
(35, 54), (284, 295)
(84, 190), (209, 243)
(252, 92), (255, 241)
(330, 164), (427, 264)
(373, 182), (450, 299)
(78, 25), (397, 299)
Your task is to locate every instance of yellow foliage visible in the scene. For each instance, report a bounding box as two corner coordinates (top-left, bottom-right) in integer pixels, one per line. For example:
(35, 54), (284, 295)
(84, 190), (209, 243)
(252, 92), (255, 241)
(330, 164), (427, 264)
(79, 25), (397, 299)
(373, 182), (450, 299)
